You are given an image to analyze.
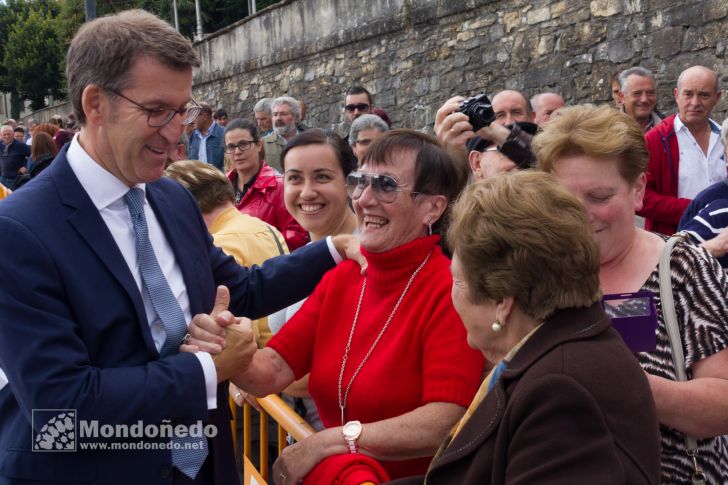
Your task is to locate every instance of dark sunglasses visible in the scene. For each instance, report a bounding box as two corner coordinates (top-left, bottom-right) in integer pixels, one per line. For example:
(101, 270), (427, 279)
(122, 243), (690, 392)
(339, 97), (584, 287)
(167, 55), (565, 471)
(344, 103), (370, 113)
(345, 171), (421, 203)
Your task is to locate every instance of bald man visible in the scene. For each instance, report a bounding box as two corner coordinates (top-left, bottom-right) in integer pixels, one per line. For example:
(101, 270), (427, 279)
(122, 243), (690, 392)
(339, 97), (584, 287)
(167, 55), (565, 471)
(530, 92), (565, 126)
(492, 90), (530, 126)
(638, 65), (725, 235)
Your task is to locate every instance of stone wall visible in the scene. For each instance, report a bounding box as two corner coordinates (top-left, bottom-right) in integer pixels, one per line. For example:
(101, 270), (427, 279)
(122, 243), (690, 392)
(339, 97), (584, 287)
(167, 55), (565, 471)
(193, 0), (728, 135)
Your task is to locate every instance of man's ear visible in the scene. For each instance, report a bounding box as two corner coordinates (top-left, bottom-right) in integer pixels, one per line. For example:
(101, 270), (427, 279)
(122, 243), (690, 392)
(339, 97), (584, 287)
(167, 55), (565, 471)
(81, 85), (106, 126)
(617, 90), (625, 105)
(468, 150), (482, 180)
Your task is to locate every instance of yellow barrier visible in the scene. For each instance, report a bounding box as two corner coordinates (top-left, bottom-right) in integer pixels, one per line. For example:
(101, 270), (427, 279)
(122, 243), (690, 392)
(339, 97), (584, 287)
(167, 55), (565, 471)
(231, 394), (315, 485)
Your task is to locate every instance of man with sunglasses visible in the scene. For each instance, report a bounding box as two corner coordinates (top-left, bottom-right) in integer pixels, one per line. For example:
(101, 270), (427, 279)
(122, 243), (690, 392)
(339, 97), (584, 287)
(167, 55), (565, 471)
(0, 10), (358, 485)
(344, 86), (374, 124)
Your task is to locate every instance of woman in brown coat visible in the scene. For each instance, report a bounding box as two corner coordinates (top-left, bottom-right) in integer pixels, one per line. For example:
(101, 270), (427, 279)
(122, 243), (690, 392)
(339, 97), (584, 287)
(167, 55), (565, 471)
(393, 171), (661, 484)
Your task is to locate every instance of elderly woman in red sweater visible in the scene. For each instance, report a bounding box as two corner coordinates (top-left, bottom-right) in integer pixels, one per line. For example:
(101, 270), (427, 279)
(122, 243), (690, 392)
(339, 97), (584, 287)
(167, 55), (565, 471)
(200, 129), (484, 482)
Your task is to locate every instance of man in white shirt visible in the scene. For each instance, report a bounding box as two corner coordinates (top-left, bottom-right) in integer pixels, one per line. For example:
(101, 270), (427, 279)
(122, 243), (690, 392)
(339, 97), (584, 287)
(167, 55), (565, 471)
(0, 10), (356, 485)
(639, 65), (725, 235)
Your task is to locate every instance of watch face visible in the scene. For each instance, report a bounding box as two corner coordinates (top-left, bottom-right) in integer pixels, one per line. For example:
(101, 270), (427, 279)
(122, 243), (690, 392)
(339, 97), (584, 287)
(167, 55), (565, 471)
(343, 420), (362, 438)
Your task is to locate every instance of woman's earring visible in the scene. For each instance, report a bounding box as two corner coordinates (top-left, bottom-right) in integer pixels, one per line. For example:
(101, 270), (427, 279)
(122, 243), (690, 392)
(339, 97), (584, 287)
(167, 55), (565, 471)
(427, 220), (433, 236)
(492, 319), (503, 333)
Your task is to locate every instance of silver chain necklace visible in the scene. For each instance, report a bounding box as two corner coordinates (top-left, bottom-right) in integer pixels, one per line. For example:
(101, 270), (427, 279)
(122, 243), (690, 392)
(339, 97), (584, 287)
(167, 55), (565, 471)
(337, 250), (433, 426)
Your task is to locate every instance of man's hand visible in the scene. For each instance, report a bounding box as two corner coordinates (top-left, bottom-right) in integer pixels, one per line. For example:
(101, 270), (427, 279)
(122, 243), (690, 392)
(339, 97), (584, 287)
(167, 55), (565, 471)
(213, 318), (257, 383)
(434, 96), (474, 166)
(331, 234), (367, 274)
(180, 285), (234, 354)
(475, 123), (511, 147)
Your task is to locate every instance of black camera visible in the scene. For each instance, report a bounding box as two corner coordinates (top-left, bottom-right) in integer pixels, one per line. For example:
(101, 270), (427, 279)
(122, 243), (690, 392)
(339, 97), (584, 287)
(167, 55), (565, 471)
(458, 94), (496, 132)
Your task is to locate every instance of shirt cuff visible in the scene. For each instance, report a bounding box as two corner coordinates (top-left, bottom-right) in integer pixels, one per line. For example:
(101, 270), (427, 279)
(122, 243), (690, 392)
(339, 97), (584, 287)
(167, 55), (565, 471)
(326, 235), (344, 265)
(194, 352), (218, 410)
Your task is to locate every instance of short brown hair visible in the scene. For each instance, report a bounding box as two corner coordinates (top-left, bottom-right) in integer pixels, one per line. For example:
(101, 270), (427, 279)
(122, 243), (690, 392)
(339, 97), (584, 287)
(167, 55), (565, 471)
(448, 171), (601, 321)
(533, 104), (648, 183)
(164, 160), (234, 214)
(66, 9), (200, 125)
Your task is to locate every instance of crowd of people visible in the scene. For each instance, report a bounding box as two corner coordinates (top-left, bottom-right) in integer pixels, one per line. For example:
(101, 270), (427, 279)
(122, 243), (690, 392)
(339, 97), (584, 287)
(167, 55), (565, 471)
(1, 7), (728, 485)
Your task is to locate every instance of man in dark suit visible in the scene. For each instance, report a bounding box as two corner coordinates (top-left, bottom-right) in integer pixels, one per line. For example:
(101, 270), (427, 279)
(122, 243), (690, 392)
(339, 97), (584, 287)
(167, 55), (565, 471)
(0, 10), (355, 485)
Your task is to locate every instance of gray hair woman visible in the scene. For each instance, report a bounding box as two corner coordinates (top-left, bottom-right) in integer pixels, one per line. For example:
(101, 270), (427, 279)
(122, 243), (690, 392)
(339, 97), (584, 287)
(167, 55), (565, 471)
(349, 114), (389, 162)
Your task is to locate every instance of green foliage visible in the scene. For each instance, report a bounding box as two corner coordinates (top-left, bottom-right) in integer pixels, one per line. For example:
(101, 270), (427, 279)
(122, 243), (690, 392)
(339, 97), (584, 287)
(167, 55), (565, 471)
(1, 0), (282, 114)
(3, 8), (65, 111)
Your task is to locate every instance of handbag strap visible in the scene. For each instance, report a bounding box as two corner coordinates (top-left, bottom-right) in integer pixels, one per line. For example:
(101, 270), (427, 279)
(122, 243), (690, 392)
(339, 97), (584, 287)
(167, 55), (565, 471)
(658, 233), (706, 485)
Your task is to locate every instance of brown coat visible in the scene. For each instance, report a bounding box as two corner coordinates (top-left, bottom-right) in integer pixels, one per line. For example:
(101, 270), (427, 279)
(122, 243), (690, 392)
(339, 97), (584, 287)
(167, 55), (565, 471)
(391, 303), (661, 485)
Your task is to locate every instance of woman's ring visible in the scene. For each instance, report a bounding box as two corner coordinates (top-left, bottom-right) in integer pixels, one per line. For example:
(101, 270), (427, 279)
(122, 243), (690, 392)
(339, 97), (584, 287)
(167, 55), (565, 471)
(234, 392), (242, 400)
(279, 472), (287, 481)
(450, 128), (457, 134)
(183, 333), (191, 344)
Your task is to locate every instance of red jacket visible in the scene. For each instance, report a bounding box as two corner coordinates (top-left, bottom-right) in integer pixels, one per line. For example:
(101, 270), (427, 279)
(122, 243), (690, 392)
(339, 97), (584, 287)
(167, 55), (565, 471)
(227, 161), (308, 250)
(637, 114), (690, 235)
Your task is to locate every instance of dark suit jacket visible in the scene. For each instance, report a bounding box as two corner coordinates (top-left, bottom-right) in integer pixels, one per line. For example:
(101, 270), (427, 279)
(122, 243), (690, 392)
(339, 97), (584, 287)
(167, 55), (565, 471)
(0, 147), (335, 484)
(392, 304), (661, 485)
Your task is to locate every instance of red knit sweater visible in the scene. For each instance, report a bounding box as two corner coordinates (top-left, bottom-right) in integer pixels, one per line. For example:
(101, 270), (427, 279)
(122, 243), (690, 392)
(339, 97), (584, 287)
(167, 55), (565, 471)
(267, 235), (485, 479)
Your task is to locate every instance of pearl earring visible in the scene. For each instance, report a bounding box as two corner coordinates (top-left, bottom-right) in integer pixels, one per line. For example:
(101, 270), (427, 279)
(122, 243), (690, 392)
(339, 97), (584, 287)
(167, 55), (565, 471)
(492, 319), (503, 333)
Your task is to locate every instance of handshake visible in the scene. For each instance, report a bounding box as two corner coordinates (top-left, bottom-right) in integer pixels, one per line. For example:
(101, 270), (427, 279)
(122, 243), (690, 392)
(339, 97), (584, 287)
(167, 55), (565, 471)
(181, 285), (257, 383)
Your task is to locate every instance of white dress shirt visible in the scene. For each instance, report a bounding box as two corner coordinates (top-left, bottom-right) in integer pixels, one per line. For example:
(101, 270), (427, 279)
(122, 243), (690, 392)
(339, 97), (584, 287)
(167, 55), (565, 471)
(676, 116), (726, 199)
(67, 135), (217, 409)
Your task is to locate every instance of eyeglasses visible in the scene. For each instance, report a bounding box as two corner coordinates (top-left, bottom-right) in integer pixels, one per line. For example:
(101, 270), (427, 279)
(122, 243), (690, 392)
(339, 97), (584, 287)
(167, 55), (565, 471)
(351, 138), (373, 147)
(106, 88), (202, 127)
(345, 171), (421, 203)
(224, 140), (255, 153)
(345, 103), (370, 113)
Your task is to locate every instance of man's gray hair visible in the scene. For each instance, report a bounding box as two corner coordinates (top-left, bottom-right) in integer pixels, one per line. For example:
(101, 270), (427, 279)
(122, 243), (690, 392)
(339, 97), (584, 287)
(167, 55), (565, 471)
(618, 67), (656, 93)
(178, 131), (189, 153)
(272, 96), (300, 121)
(349, 114), (389, 143)
(254, 97), (273, 115)
(66, 9), (200, 125)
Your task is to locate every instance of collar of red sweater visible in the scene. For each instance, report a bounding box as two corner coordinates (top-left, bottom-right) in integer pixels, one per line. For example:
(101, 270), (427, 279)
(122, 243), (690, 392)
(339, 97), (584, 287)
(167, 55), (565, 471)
(360, 234), (442, 289)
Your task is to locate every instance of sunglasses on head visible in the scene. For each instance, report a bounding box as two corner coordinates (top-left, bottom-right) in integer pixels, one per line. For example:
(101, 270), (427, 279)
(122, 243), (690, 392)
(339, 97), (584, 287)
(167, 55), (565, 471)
(345, 103), (370, 113)
(345, 171), (421, 203)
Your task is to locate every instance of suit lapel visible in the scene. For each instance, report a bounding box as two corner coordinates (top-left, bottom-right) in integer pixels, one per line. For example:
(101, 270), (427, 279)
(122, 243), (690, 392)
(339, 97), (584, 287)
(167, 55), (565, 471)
(52, 152), (157, 356)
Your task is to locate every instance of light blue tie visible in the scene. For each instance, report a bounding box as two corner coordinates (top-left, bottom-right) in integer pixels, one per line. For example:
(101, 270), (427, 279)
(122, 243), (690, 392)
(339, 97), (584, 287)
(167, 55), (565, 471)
(124, 188), (208, 479)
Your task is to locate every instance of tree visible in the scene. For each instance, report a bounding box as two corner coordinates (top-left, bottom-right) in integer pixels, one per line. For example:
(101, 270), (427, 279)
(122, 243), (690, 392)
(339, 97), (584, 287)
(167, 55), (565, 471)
(3, 9), (65, 111)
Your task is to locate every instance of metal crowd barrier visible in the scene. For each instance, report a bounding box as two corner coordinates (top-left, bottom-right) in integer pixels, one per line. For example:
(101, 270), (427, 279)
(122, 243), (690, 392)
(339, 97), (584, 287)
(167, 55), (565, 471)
(230, 394), (315, 484)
